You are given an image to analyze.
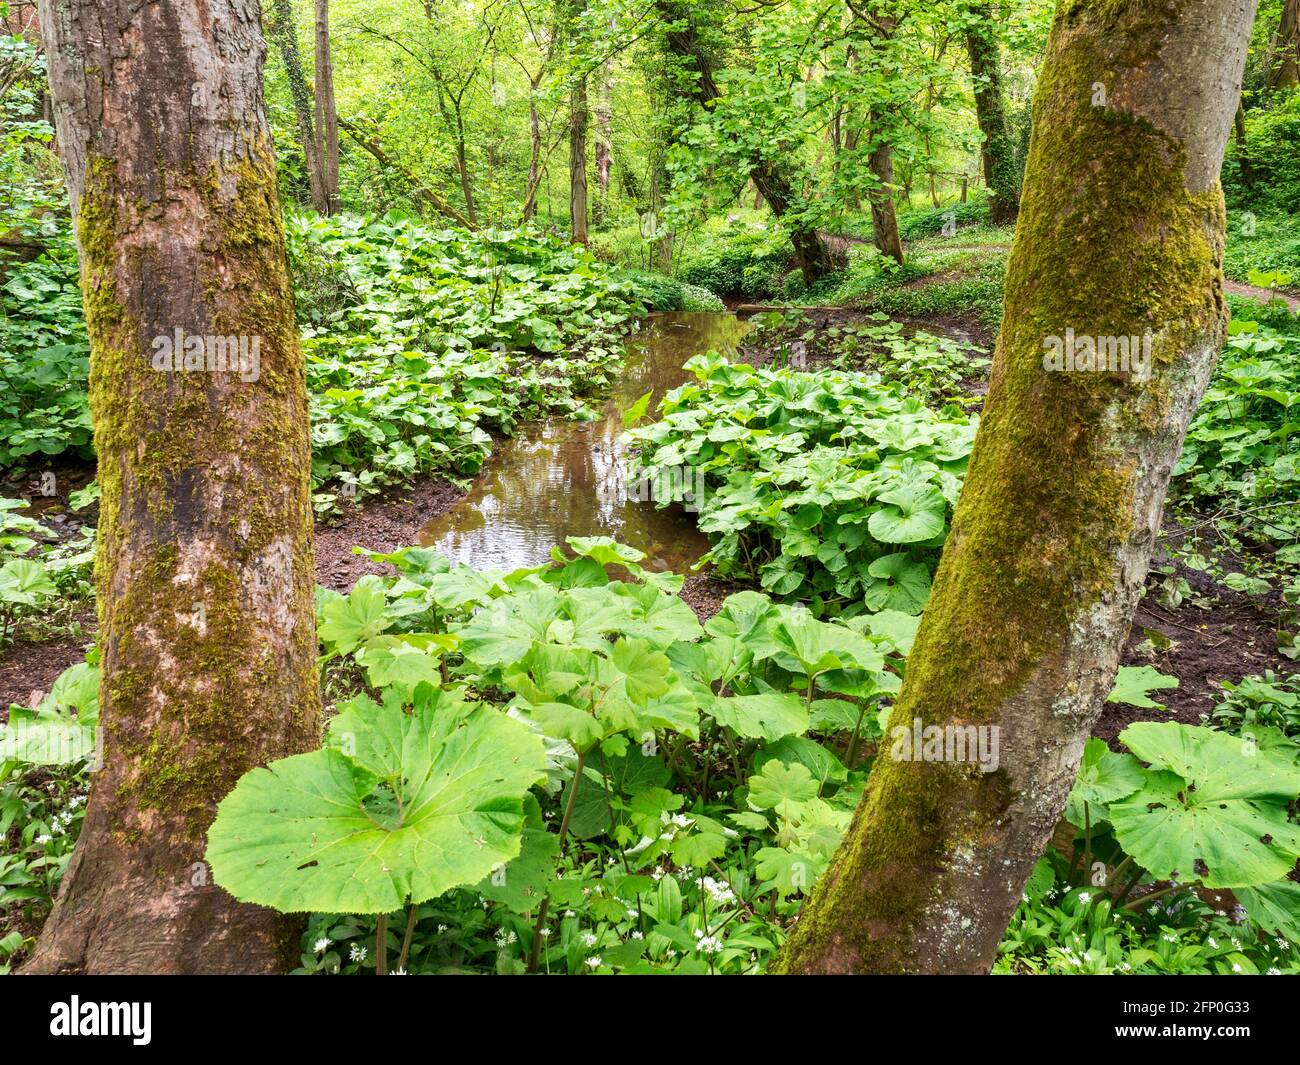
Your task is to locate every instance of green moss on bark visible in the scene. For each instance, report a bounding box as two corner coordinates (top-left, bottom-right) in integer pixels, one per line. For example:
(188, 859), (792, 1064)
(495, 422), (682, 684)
(772, 0), (1229, 974)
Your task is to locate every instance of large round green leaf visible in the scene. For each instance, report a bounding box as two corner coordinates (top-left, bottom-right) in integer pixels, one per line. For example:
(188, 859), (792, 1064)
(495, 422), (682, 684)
(207, 700), (548, 913)
(1109, 723), (1300, 888)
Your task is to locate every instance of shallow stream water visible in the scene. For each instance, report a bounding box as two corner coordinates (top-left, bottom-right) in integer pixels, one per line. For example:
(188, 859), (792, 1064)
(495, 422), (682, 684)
(419, 312), (749, 572)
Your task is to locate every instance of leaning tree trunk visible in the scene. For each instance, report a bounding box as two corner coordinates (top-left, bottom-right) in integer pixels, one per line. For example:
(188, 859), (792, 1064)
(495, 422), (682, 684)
(266, 0), (327, 213)
(313, 0), (340, 213)
(772, 0), (1256, 974)
(655, 0), (836, 283)
(26, 0), (321, 974)
(964, 4), (1020, 225)
(1266, 0), (1299, 88)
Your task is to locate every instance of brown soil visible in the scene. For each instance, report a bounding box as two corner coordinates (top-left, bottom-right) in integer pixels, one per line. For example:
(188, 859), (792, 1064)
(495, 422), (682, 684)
(1096, 563), (1292, 745)
(1224, 278), (1300, 313)
(0, 621), (94, 724)
(312, 477), (466, 591)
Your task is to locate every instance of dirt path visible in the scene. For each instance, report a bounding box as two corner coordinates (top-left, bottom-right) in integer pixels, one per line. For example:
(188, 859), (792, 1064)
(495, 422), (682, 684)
(1224, 278), (1300, 312)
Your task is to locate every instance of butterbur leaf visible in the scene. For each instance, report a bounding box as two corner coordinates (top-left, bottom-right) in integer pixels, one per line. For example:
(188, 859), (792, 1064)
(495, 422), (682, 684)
(754, 847), (824, 897)
(1065, 737), (1145, 826)
(747, 760), (818, 811)
(0, 558), (56, 606)
(206, 697), (548, 913)
(1236, 880), (1300, 940)
(1106, 665), (1179, 708)
(529, 701), (604, 752)
(318, 578), (390, 654)
(1109, 722), (1300, 888)
(0, 661), (99, 766)
(708, 692), (809, 742)
(867, 484), (946, 544)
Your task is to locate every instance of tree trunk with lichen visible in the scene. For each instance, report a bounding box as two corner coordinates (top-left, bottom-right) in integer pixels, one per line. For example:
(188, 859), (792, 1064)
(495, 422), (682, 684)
(570, 74), (590, 245)
(965, 5), (1020, 225)
(25, 0), (321, 974)
(772, 0), (1256, 975)
(266, 0), (327, 214)
(313, 0), (340, 213)
(866, 129), (904, 264)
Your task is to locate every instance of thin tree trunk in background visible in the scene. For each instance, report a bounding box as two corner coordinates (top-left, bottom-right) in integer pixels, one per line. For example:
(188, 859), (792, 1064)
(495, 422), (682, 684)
(1267, 0), (1299, 88)
(569, 73), (589, 244)
(594, 63), (613, 224)
(856, 5), (905, 263)
(313, 0), (340, 213)
(266, 0), (327, 213)
(1234, 100), (1255, 188)
(452, 104), (478, 226)
(773, 0), (1255, 974)
(965, 3), (1021, 224)
(867, 124), (904, 263)
(27, 0), (321, 974)
(523, 76), (543, 221)
(339, 116), (475, 228)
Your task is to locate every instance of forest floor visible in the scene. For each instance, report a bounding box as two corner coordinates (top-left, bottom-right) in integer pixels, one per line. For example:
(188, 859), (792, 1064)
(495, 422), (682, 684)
(0, 300), (1290, 745)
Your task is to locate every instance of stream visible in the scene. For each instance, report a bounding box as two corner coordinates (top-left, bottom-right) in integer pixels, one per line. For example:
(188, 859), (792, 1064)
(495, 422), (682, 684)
(419, 312), (750, 573)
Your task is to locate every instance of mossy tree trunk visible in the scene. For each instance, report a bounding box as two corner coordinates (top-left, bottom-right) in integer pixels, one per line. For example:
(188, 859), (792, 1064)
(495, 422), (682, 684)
(570, 74), (590, 245)
(26, 0), (322, 974)
(266, 0), (328, 214)
(313, 0), (341, 213)
(855, 6), (905, 264)
(964, 4), (1021, 225)
(866, 126), (904, 264)
(772, 0), (1256, 975)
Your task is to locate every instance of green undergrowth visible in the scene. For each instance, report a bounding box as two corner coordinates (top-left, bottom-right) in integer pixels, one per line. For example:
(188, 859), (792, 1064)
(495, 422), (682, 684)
(0, 212), (655, 513)
(5, 540), (1297, 974)
(626, 348), (980, 614)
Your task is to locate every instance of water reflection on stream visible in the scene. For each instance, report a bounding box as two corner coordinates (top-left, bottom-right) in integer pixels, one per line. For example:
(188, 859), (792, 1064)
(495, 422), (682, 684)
(419, 312), (750, 572)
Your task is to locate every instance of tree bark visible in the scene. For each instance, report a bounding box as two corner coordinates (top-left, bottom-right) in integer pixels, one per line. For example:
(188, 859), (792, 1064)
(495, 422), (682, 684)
(266, 0), (327, 213)
(593, 63), (613, 224)
(26, 0), (321, 974)
(866, 126), (904, 264)
(569, 74), (589, 244)
(313, 0), (340, 213)
(964, 4), (1021, 225)
(772, 0), (1256, 975)
(1267, 0), (1299, 88)
(855, 6), (905, 263)
(523, 76), (543, 222)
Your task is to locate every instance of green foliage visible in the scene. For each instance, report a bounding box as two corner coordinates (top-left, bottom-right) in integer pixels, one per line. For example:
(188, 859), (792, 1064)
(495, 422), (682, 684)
(0, 236), (94, 469)
(289, 213), (646, 511)
(208, 537), (907, 973)
(1224, 93), (1300, 215)
(626, 351), (977, 613)
(997, 856), (1299, 975)
(676, 220), (794, 299)
(1213, 671), (1300, 739)
(1173, 320), (1300, 546)
(617, 270), (724, 312)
